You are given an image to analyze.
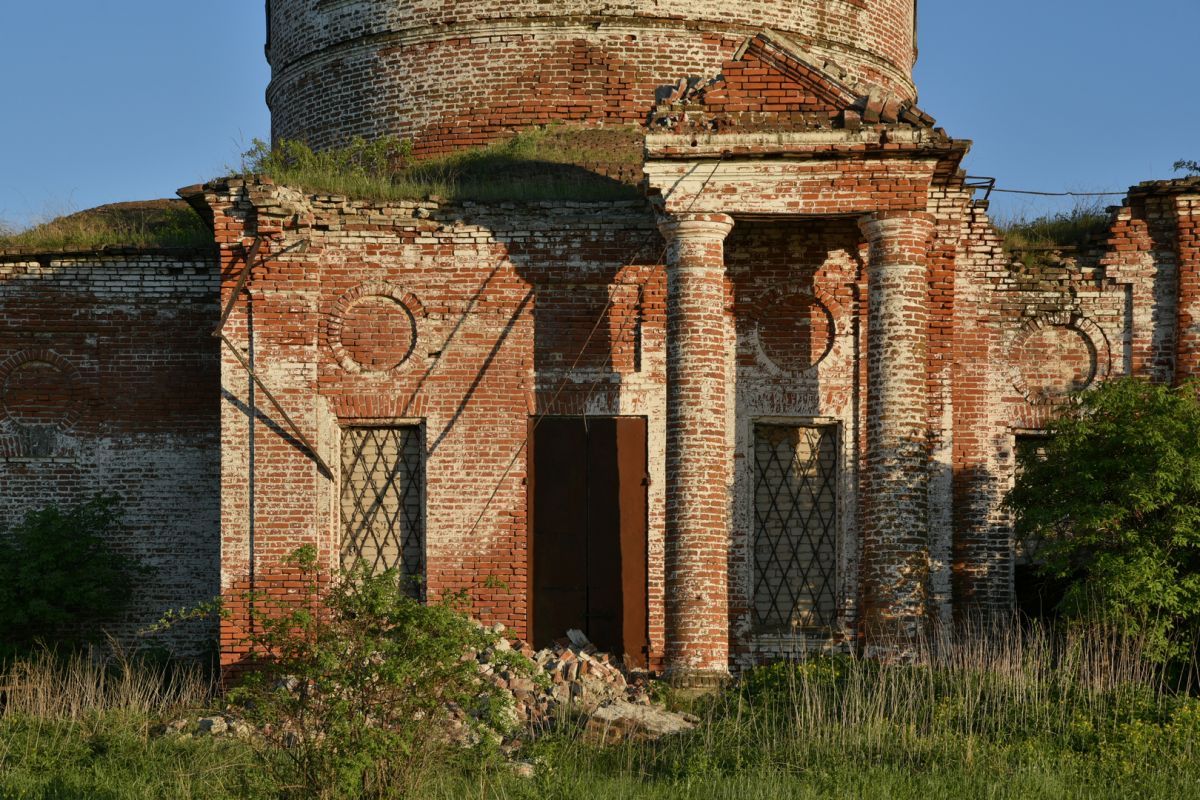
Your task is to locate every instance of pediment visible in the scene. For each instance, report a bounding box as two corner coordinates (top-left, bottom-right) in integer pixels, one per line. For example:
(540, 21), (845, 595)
(652, 30), (936, 133)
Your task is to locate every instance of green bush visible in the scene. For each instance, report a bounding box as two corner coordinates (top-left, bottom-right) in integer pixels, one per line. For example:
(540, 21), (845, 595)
(226, 546), (517, 799)
(0, 494), (143, 656)
(1005, 378), (1200, 663)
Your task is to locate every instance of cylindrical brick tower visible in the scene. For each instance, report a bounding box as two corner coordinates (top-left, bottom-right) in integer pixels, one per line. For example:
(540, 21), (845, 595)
(266, 0), (918, 155)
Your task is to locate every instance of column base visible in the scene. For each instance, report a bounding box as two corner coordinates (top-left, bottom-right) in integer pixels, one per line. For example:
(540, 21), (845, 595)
(664, 668), (731, 691)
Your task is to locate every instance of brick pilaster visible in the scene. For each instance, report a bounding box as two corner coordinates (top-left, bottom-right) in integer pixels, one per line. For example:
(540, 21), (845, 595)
(1174, 195), (1200, 380)
(858, 210), (935, 652)
(659, 212), (735, 685)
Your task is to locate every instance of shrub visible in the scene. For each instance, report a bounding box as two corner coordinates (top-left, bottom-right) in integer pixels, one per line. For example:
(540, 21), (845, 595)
(226, 546), (516, 799)
(1005, 378), (1200, 663)
(0, 494), (143, 656)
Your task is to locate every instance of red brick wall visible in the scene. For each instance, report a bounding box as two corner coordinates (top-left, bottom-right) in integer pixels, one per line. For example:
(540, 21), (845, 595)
(267, 0), (918, 154)
(190, 174), (1200, 672)
(195, 181), (672, 671)
(946, 187), (1200, 613)
(0, 249), (220, 655)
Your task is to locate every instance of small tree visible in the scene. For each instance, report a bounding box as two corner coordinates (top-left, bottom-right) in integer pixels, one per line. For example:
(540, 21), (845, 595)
(0, 494), (141, 656)
(1175, 160), (1200, 176)
(1005, 378), (1200, 662)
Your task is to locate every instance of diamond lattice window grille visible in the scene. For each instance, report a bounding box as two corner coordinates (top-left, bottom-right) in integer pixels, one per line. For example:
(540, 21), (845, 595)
(752, 423), (839, 633)
(340, 426), (425, 599)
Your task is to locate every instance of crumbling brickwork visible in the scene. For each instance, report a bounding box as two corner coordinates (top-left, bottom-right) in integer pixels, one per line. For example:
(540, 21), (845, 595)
(266, 0), (918, 154)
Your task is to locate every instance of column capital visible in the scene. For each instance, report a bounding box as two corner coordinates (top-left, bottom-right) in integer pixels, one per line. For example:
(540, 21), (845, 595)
(657, 212), (735, 243)
(858, 210), (936, 241)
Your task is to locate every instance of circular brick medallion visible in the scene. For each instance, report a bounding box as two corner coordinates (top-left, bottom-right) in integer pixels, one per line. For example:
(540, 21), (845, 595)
(0, 350), (82, 430)
(1011, 314), (1110, 404)
(755, 290), (836, 374)
(328, 283), (425, 374)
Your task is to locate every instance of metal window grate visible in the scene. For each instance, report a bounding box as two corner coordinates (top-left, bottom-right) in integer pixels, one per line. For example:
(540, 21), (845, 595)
(340, 426), (425, 598)
(752, 423), (839, 633)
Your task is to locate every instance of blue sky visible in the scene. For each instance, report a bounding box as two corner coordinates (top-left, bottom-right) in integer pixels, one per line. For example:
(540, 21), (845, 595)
(1, 1), (1196, 229)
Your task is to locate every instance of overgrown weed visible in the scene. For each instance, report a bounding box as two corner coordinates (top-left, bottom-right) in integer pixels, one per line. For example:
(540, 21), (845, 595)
(995, 201), (1111, 267)
(435, 617), (1199, 798)
(0, 645), (212, 721)
(238, 126), (644, 204)
(0, 200), (210, 251)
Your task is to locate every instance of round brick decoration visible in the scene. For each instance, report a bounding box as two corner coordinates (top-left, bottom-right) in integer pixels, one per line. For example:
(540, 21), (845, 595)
(328, 283), (425, 374)
(754, 290), (836, 374)
(0, 350), (82, 430)
(1011, 314), (1110, 404)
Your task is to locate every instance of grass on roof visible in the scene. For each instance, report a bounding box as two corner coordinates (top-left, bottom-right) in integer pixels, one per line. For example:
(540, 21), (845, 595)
(0, 200), (212, 252)
(238, 125), (645, 203)
(996, 203), (1111, 253)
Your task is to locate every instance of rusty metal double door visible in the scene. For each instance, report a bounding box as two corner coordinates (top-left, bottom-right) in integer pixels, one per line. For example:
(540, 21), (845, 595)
(530, 416), (648, 667)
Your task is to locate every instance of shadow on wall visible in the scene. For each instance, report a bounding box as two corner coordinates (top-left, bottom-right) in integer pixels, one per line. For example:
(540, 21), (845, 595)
(0, 255), (221, 659)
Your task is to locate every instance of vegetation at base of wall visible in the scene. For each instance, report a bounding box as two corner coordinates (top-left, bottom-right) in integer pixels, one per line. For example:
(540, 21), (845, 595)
(0, 495), (147, 658)
(211, 546), (519, 799)
(238, 125), (645, 204)
(1005, 377), (1200, 665)
(0, 648), (263, 799)
(0, 200), (212, 251)
(3, 619), (1199, 799)
(994, 201), (1111, 267)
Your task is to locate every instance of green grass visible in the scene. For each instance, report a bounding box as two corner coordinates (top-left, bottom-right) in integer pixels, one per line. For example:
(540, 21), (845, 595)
(239, 126), (645, 204)
(4, 623), (1198, 799)
(0, 200), (211, 252)
(0, 713), (269, 800)
(996, 203), (1111, 265)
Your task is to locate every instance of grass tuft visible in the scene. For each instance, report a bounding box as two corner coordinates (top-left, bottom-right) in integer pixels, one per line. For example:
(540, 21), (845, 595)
(239, 126), (645, 204)
(0, 200), (212, 252)
(0, 646), (213, 721)
(996, 202), (1111, 265)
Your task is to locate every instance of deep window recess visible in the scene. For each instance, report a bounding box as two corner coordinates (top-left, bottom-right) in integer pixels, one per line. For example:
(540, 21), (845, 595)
(752, 422), (839, 633)
(1013, 434), (1050, 563)
(1013, 432), (1066, 619)
(340, 426), (425, 598)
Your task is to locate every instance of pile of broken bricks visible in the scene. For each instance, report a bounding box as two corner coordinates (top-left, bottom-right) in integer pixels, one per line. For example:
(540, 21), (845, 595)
(468, 626), (699, 747)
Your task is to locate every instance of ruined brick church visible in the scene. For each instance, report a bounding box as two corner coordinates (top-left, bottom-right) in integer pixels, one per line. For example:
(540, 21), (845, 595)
(2, 1), (1198, 684)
